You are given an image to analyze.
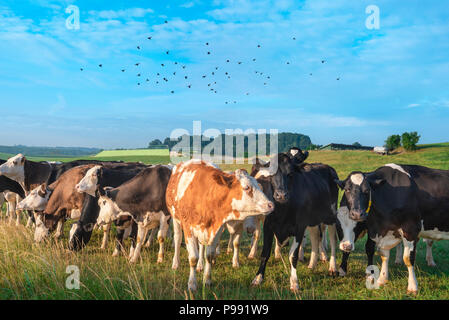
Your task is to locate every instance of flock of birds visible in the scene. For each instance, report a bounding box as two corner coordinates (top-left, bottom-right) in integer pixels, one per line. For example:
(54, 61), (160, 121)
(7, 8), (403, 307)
(79, 20), (341, 105)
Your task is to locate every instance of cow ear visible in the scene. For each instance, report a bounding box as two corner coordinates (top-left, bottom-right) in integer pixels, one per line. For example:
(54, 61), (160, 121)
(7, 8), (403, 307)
(302, 151), (309, 161)
(213, 173), (234, 188)
(21, 156), (26, 164)
(335, 179), (345, 189)
(369, 178), (385, 189)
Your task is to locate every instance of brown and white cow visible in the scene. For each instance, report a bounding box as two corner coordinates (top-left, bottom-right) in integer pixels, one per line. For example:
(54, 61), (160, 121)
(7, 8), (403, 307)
(167, 159), (274, 291)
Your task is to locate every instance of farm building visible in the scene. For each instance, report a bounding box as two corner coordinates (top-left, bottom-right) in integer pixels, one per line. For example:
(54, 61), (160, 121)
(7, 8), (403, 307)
(320, 143), (373, 151)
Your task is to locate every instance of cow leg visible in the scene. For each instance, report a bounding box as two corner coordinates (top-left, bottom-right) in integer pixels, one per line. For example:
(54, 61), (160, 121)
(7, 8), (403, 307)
(274, 236), (284, 260)
(25, 210), (35, 228)
(252, 224), (274, 286)
(113, 226), (126, 257)
(319, 224), (328, 262)
(298, 231), (306, 262)
(227, 231), (234, 254)
(0, 193), (4, 217)
(395, 242), (403, 264)
(5, 193), (17, 225)
(403, 237), (418, 294)
(248, 221), (261, 259)
(128, 222), (138, 260)
(100, 222), (111, 250)
(424, 239), (436, 267)
(130, 223), (149, 263)
(339, 252), (350, 277)
(377, 249), (390, 286)
(171, 219), (183, 270)
(145, 228), (157, 248)
(197, 244), (204, 272)
(290, 227), (306, 292)
(327, 224), (337, 276)
(308, 225), (320, 269)
(54, 219), (64, 240)
(156, 215), (170, 263)
(366, 237), (375, 266)
(232, 230), (242, 268)
(186, 236), (199, 291)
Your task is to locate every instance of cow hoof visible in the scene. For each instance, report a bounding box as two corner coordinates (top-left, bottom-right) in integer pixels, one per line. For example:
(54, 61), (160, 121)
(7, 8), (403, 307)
(251, 274), (263, 287)
(377, 278), (388, 287)
(338, 268), (346, 277)
(188, 282), (197, 292)
(328, 269), (337, 277)
(196, 266), (203, 272)
(407, 289), (418, 296)
(427, 261), (437, 267)
(247, 254), (255, 260)
(172, 263), (179, 270)
(157, 254), (164, 263)
(290, 282), (299, 292)
(274, 255), (281, 260)
(232, 263), (240, 269)
(395, 260), (403, 265)
(226, 249), (232, 255)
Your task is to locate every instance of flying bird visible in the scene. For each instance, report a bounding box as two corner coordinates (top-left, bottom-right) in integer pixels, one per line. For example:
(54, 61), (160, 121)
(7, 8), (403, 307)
(166, 51), (169, 55)
(257, 44), (261, 48)
(321, 60), (326, 63)
(135, 63), (140, 66)
(137, 46), (141, 50)
(165, 20), (168, 23)
(185, 76), (188, 79)
(187, 84), (191, 88)
(202, 75), (206, 78)
(171, 90), (175, 94)
(98, 64), (102, 67)
(137, 73), (141, 77)
(206, 42), (209, 45)
(161, 64), (165, 67)
(80, 68), (83, 71)
(121, 69), (125, 72)
(147, 36), (152, 40)
(336, 77), (340, 80)
(207, 51), (211, 55)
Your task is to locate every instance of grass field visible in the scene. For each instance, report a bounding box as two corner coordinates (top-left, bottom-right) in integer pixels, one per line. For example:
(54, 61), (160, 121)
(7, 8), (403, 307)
(0, 143), (449, 300)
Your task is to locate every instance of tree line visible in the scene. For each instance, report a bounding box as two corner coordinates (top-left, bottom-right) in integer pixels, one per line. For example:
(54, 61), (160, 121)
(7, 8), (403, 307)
(385, 132), (420, 151)
(148, 132), (312, 154)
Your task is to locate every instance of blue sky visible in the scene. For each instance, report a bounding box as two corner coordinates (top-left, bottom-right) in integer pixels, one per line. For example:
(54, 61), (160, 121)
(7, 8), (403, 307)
(0, 0), (448, 149)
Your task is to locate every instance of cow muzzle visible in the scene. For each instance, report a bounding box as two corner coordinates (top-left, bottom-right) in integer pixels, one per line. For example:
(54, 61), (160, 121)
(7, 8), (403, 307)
(273, 191), (289, 203)
(339, 241), (353, 252)
(349, 210), (367, 222)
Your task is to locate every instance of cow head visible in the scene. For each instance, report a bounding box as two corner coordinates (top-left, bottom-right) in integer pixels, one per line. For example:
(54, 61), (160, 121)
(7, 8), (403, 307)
(287, 147), (309, 164)
(229, 169), (274, 219)
(337, 202), (358, 252)
(251, 153), (293, 203)
(68, 195), (100, 251)
(18, 184), (52, 211)
(0, 153), (26, 183)
(34, 211), (60, 242)
(76, 165), (102, 196)
(335, 172), (385, 221)
(96, 187), (127, 226)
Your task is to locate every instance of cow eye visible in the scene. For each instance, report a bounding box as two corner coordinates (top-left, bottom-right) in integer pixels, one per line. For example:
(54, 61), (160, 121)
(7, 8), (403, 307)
(243, 185), (250, 191)
(13, 161), (17, 165)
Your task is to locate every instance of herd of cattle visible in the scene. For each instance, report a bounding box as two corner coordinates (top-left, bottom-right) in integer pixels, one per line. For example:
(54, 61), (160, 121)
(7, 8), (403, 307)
(0, 148), (448, 295)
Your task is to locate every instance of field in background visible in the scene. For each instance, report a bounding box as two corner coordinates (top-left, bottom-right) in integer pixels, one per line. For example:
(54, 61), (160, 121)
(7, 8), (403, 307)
(0, 143), (449, 299)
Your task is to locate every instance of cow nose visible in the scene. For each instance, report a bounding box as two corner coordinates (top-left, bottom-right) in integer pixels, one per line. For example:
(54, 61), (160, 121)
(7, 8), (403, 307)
(341, 242), (353, 252)
(267, 201), (274, 211)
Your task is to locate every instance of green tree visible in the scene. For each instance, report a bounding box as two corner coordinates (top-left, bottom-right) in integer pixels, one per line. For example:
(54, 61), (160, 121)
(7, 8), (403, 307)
(401, 132), (420, 151)
(352, 142), (362, 147)
(385, 134), (401, 151)
(148, 139), (162, 147)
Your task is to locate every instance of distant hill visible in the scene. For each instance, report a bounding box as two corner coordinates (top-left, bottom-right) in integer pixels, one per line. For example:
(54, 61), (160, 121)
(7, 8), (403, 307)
(0, 145), (102, 158)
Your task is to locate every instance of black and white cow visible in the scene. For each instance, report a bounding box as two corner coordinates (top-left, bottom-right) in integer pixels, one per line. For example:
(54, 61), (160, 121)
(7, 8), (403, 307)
(250, 153), (339, 291)
(0, 159), (26, 224)
(69, 163), (148, 251)
(95, 165), (172, 263)
(336, 163), (449, 294)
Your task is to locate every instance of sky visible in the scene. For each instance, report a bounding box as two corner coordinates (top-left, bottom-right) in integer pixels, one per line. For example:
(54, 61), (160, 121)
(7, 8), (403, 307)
(0, 0), (448, 149)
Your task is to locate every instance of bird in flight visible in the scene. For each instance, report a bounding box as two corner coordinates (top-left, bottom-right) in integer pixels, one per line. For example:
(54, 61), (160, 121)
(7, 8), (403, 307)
(321, 60), (326, 63)
(161, 64), (165, 67)
(187, 84), (191, 88)
(98, 64), (102, 67)
(336, 77), (340, 80)
(121, 69), (125, 72)
(166, 50), (169, 55)
(137, 46), (141, 50)
(147, 36), (152, 40)
(80, 68), (83, 71)
(135, 63), (140, 66)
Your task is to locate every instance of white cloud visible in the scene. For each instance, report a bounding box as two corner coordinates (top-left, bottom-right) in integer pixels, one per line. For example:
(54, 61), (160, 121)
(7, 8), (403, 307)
(88, 8), (154, 20)
(180, 2), (195, 8)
